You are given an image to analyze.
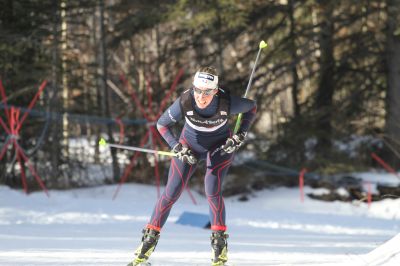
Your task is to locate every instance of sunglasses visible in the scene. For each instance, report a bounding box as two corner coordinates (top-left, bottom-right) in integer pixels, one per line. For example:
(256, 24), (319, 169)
(192, 86), (217, 96)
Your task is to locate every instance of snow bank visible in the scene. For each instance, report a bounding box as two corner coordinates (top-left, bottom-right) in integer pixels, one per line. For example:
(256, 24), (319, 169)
(346, 233), (400, 266)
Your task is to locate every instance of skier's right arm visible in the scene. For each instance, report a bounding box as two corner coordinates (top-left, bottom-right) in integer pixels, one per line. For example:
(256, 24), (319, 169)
(156, 98), (182, 149)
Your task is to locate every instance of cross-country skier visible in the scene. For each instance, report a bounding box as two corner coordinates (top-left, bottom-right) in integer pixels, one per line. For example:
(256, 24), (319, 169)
(127, 66), (257, 266)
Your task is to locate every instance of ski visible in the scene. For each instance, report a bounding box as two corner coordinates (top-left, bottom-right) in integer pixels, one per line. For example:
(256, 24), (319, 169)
(126, 262), (151, 266)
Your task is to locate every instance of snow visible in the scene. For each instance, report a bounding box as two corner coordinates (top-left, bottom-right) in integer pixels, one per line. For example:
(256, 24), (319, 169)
(333, 135), (382, 159)
(0, 182), (399, 266)
(359, 233), (400, 266)
(354, 171), (400, 187)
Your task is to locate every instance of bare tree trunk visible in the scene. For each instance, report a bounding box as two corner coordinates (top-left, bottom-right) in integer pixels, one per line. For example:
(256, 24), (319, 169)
(288, 0), (300, 118)
(98, 0), (120, 181)
(89, 6), (102, 164)
(213, 0), (224, 76)
(385, 0), (400, 162)
(49, 0), (62, 186)
(59, 0), (70, 188)
(314, 0), (335, 155)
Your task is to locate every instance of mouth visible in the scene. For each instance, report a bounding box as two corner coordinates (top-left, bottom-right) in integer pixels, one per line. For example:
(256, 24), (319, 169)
(196, 98), (207, 104)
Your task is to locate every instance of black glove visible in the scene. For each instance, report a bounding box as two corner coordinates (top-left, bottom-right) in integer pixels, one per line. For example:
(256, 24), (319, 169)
(221, 132), (246, 154)
(172, 143), (198, 165)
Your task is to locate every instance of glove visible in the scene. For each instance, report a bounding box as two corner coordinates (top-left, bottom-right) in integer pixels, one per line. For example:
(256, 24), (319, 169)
(172, 143), (198, 165)
(221, 132), (246, 154)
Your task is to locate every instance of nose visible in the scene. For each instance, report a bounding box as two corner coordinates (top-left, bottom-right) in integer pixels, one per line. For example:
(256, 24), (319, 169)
(199, 92), (207, 99)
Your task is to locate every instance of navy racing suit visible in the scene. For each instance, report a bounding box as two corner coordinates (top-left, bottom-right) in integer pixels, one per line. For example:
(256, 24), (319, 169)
(146, 88), (256, 232)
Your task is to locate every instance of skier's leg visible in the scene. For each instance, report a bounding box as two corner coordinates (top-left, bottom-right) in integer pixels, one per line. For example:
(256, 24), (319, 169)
(205, 148), (233, 231)
(148, 157), (197, 229)
(205, 148), (233, 265)
(129, 157), (197, 265)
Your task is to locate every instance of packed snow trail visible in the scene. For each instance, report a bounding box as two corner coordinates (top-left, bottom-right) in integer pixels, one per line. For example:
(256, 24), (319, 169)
(0, 184), (398, 265)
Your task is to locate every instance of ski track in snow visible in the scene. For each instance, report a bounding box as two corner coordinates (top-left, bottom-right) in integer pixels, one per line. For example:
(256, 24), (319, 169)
(0, 184), (399, 266)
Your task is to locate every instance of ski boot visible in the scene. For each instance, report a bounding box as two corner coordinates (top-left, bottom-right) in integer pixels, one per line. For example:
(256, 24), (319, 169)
(127, 228), (160, 266)
(210, 230), (229, 266)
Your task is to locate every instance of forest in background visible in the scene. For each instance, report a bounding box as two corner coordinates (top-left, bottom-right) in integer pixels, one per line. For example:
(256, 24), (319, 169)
(0, 0), (399, 193)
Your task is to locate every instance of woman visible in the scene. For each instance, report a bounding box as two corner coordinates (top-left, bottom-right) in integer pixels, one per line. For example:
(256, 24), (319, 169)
(128, 66), (257, 266)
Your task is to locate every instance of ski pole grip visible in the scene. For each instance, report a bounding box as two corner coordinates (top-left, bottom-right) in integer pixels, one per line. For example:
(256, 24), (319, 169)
(233, 113), (243, 134)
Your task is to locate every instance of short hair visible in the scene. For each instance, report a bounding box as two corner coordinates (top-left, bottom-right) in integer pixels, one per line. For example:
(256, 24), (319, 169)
(198, 66), (218, 76)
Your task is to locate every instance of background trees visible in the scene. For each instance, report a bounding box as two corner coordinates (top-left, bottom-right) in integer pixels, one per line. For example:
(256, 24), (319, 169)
(0, 0), (398, 190)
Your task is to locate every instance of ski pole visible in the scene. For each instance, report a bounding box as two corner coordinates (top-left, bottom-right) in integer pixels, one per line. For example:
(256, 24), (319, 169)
(99, 138), (177, 157)
(233, 40), (268, 133)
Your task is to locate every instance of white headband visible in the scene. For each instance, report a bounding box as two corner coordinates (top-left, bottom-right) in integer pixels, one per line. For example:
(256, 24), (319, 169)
(192, 71), (218, 89)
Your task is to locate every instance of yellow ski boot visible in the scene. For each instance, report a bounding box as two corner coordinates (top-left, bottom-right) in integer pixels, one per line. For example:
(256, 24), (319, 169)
(211, 230), (229, 266)
(127, 228), (160, 266)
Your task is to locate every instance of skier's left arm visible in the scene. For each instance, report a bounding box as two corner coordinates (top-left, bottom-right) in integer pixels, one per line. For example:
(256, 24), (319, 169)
(230, 95), (257, 135)
(222, 96), (257, 153)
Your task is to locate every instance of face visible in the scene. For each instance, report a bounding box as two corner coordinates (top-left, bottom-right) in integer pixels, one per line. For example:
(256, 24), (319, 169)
(193, 86), (218, 108)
